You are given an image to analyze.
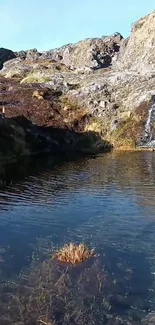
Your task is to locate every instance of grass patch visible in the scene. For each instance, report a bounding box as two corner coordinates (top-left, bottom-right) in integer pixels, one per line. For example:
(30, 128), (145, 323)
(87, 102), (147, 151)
(21, 74), (51, 84)
(25, 60), (69, 72)
(111, 120), (138, 148)
(4, 70), (26, 79)
(60, 95), (82, 111)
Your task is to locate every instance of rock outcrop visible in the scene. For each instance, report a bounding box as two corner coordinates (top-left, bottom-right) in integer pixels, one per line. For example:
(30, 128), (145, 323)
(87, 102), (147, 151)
(42, 33), (123, 71)
(114, 11), (155, 72)
(0, 77), (111, 162)
(0, 48), (16, 70)
(13, 33), (123, 71)
(0, 11), (155, 151)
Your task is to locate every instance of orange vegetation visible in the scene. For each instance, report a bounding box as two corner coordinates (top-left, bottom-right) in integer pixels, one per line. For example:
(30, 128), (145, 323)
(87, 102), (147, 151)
(53, 243), (97, 265)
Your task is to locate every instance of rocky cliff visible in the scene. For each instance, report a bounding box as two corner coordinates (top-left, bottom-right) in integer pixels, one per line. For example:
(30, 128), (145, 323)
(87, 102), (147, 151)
(114, 11), (155, 73)
(0, 10), (155, 156)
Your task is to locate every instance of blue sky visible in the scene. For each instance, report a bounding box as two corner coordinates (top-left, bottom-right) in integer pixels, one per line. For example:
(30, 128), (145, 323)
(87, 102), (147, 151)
(0, 0), (154, 51)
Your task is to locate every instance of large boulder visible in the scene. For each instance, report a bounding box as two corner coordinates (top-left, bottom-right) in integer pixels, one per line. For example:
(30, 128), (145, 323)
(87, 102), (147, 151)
(15, 48), (42, 61)
(39, 33), (123, 71)
(0, 48), (16, 70)
(114, 11), (155, 72)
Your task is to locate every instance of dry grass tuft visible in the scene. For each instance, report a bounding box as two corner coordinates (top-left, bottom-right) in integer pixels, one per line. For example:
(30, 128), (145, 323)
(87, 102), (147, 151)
(21, 74), (51, 84)
(38, 319), (54, 325)
(53, 243), (97, 265)
(84, 119), (103, 134)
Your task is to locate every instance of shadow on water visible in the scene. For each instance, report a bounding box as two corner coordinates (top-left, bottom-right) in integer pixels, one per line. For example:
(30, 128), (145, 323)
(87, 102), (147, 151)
(0, 151), (154, 323)
(0, 154), (76, 186)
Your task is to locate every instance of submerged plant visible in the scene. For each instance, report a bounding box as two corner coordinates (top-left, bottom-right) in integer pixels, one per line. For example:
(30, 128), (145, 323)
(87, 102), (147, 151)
(53, 242), (97, 265)
(38, 319), (54, 325)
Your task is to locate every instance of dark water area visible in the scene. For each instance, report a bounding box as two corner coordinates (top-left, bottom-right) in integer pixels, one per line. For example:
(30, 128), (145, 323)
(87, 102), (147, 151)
(0, 151), (155, 324)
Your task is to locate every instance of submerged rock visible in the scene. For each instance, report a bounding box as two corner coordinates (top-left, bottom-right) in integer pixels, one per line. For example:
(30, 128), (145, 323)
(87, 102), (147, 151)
(143, 312), (155, 324)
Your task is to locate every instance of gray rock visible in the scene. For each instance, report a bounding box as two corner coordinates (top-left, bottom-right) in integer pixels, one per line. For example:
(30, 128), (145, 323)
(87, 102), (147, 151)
(46, 33), (123, 70)
(114, 11), (155, 73)
(0, 47), (16, 69)
(13, 33), (123, 71)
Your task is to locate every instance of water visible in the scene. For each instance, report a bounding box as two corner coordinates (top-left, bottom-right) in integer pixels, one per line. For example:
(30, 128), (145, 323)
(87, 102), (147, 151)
(0, 152), (155, 324)
(142, 102), (155, 147)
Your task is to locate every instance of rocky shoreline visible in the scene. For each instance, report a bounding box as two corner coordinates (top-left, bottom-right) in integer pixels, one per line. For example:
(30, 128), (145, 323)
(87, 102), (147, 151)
(0, 11), (155, 161)
(0, 77), (111, 163)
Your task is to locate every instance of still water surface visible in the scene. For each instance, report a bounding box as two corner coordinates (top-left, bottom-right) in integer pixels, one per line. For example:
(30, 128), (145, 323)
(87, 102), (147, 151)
(0, 151), (155, 324)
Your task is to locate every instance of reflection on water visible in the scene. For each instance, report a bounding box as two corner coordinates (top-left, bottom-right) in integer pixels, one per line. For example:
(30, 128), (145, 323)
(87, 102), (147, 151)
(0, 152), (155, 324)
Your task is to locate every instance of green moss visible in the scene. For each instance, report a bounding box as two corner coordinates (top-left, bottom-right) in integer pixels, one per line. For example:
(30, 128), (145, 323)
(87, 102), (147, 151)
(21, 74), (51, 84)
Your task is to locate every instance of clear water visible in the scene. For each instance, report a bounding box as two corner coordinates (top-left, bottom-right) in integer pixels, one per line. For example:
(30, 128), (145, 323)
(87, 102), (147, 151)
(0, 152), (155, 324)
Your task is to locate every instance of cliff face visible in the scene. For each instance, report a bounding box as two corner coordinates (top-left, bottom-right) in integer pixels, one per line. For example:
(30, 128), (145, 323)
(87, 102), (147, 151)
(114, 11), (155, 72)
(0, 11), (155, 152)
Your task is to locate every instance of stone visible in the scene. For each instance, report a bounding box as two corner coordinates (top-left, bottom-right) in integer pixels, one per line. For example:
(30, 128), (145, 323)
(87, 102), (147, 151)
(32, 90), (45, 100)
(0, 47), (16, 69)
(142, 312), (155, 324)
(99, 101), (106, 108)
